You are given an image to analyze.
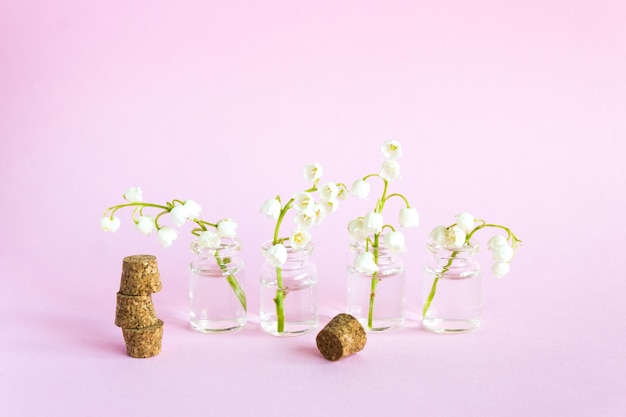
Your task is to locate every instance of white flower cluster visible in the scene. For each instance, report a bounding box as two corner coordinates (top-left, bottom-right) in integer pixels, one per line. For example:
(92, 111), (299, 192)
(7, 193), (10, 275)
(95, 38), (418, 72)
(101, 186), (237, 248)
(260, 163), (347, 268)
(430, 212), (519, 278)
(348, 141), (420, 275)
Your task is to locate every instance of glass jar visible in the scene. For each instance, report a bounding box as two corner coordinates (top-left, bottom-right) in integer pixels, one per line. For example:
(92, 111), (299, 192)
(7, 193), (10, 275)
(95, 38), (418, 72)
(259, 241), (318, 336)
(189, 238), (247, 333)
(422, 239), (481, 333)
(347, 241), (406, 331)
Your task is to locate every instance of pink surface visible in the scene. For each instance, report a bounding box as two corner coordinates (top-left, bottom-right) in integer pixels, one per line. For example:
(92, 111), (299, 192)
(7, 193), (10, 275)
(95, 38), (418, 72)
(1, 1), (625, 416)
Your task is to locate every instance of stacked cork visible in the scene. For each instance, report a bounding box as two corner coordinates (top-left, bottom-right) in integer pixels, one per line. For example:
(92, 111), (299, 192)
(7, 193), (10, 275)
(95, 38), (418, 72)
(114, 255), (164, 358)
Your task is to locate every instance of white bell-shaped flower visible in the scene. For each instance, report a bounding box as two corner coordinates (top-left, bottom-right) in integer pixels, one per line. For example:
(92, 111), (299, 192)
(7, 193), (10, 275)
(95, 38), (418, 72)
(216, 218), (238, 238)
(399, 207), (420, 228)
(123, 187), (142, 203)
(170, 205), (190, 227)
(363, 212), (384, 234)
(455, 212), (475, 233)
(265, 243), (288, 268)
(197, 230), (221, 248)
(100, 216), (121, 232)
(290, 230), (311, 250)
(157, 227), (178, 248)
(354, 252), (379, 275)
(492, 262), (511, 278)
(379, 160), (401, 181)
(260, 198), (281, 220)
(380, 140), (402, 160)
(135, 216), (154, 236)
(183, 199), (202, 219)
(302, 163), (323, 182)
(351, 179), (371, 199)
(384, 231), (407, 254)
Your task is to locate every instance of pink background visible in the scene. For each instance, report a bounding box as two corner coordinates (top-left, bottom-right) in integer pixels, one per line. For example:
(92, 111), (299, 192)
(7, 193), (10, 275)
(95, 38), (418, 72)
(1, 1), (625, 416)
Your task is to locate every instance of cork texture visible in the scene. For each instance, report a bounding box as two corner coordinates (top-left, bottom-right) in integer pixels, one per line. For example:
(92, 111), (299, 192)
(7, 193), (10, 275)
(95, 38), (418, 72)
(316, 313), (367, 361)
(114, 293), (158, 329)
(119, 254), (162, 295)
(122, 319), (164, 358)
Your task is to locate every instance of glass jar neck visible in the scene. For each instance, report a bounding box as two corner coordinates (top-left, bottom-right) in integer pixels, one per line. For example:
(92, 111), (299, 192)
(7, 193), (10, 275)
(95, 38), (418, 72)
(350, 240), (399, 264)
(191, 238), (241, 262)
(426, 239), (478, 268)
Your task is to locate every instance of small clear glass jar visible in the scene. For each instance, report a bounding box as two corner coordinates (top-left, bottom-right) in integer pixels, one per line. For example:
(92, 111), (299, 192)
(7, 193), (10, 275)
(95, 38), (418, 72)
(347, 241), (406, 332)
(422, 239), (481, 333)
(259, 241), (318, 336)
(189, 238), (246, 333)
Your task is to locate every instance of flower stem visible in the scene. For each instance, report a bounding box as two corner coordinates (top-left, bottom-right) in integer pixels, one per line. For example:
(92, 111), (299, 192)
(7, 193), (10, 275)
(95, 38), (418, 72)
(367, 234), (381, 330)
(422, 250), (458, 319)
(274, 266), (285, 333)
(215, 251), (247, 312)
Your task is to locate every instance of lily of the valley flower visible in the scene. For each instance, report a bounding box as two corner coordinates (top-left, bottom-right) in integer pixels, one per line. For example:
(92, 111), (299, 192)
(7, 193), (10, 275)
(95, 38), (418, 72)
(293, 192), (315, 211)
(216, 218), (238, 238)
(100, 216), (121, 232)
(290, 230), (311, 249)
(379, 159), (401, 181)
(170, 205), (190, 227)
(354, 251), (380, 275)
(455, 212), (475, 233)
(135, 215), (154, 236)
(381, 140), (402, 160)
(157, 227), (178, 248)
(302, 163), (324, 182)
(294, 208), (316, 230)
(264, 243), (288, 268)
(351, 179), (371, 199)
(348, 217), (368, 242)
(364, 212), (384, 234)
(399, 207), (420, 228)
(492, 262), (511, 278)
(197, 230), (221, 248)
(184, 199), (202, 219)
(384, 231), (407, 254)
(261, 198), (282, 220)
(430, 224), (466, 248)
(124, 186), (142, 203)
(319, 182), (339, 201)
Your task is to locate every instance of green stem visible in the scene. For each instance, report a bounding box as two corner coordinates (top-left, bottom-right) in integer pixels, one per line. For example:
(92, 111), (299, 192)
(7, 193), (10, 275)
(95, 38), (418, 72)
(367, 234), (381, 330)
(274, 266), (285, 333)
(215, 251), (247, 312)
(422, 250), (458, 319)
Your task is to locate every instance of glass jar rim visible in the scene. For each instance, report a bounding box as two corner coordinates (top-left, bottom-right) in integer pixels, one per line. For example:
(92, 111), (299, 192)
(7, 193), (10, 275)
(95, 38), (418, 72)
(260, 239), (314, 255)
(426, 238), (479, 254)
(190, 237), (241, 254)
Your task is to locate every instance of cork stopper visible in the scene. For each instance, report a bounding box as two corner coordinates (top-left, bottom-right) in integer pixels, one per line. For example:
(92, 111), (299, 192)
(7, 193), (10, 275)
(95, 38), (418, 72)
(115, 293), (158, 329)
(119, 254), (162, 295)
(122, 320), (164, 358)
(316, 314), (367, 361)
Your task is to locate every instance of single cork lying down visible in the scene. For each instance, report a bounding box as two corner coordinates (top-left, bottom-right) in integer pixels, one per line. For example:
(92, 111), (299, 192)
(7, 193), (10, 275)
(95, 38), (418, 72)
(115, 293), (158, 329)
(119, 254), (162, 295)
(122, 320), (164, 358)
(316, 314), (367, 361)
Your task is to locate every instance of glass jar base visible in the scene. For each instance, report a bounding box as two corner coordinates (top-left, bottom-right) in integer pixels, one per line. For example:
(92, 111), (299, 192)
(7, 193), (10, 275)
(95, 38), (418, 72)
(353, 317), (405, 332)
(260, 320), (318, 337)
(190, 319), (246, 334)
(422, 318), (480, 334)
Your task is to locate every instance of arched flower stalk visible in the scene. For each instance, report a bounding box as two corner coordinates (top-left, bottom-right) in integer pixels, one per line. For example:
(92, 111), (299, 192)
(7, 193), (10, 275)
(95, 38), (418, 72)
(348, 141), (420, 330)
(101, 186), (246, 312)
(260, 165), (347, 333)
(422, 212), (522, 320)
